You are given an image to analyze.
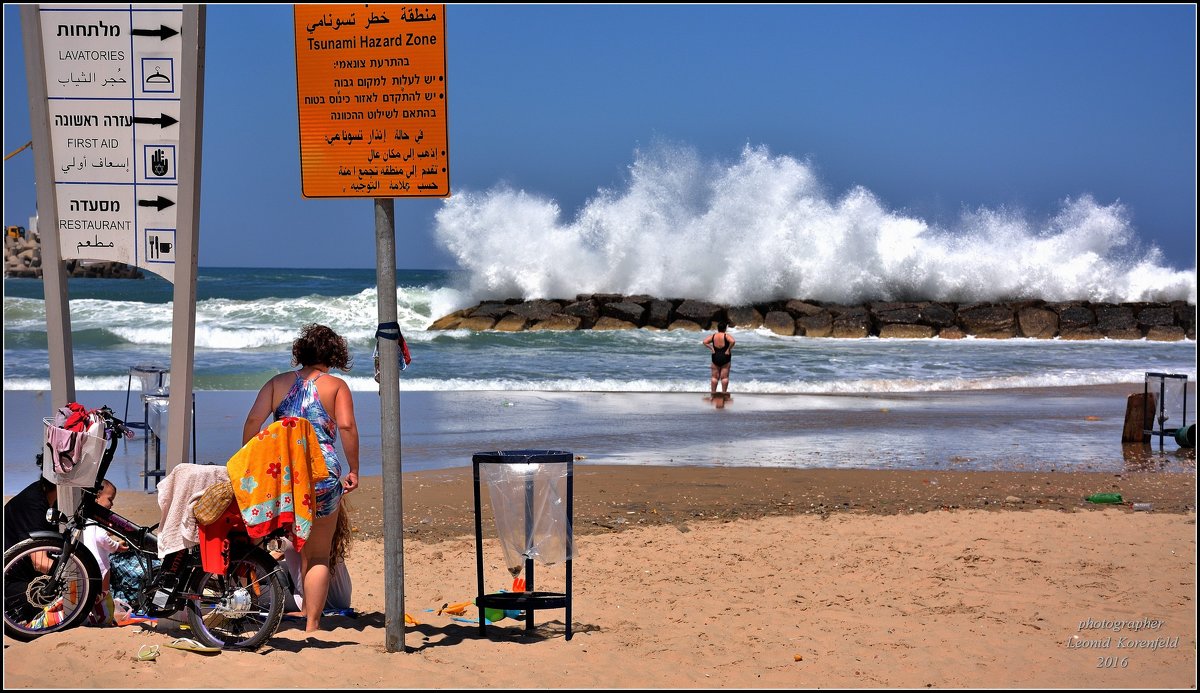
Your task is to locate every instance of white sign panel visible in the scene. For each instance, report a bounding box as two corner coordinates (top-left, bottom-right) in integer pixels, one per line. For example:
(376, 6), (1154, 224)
(40, 3), (184, 282)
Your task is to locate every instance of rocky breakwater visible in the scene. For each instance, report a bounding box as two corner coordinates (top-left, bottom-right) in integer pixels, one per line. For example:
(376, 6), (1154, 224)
(429, 294), (1196, 341)
(4, 232), (142, 279)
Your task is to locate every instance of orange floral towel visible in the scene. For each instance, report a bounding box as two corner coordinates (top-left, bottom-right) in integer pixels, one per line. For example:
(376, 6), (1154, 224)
(226, 417), (329, 551)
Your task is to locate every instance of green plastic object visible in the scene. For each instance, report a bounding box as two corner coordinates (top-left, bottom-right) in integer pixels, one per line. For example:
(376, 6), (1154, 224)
(1175, 424), (1195, 449)
(1085, 493), (1124, 504)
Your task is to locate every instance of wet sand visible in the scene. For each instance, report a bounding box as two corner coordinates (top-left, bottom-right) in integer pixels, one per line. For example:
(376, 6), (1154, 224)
(5, 384), (1196, 497)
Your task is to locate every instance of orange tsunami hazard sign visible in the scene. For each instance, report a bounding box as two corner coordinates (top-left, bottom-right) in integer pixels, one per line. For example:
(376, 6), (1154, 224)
(294, 4), (449, 198)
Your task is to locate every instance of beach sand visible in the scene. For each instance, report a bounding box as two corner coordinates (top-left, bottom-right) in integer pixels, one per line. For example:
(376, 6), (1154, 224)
(2, 465), (1196, 689)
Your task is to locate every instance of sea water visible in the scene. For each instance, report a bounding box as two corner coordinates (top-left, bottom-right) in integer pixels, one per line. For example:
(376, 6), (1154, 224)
(4, 264), (1195, 493)
(2, 267), (1194, 394)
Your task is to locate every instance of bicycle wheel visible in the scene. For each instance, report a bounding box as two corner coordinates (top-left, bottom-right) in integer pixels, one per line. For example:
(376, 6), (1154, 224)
(3, 537), (101, 642)
(186, 547), (286, 650)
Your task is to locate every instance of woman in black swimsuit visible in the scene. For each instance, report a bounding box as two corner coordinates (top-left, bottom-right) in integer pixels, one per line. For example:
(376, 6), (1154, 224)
(702, 322), (735, 396)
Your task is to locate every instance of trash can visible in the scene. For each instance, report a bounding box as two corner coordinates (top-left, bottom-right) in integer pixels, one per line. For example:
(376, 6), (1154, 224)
(124, 364), (170, 435)
(142, 394), (170, 491)
(140, 391), (198, 491)
(472, 450), (574, 640)
(1143, 372), (1190, 449)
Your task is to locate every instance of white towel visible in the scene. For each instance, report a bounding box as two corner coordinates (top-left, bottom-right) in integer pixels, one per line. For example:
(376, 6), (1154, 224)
(156, 463), (230, 558)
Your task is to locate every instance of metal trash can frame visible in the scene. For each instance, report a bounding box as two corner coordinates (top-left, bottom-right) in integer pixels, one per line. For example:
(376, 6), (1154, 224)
(472, 449), (574, 640)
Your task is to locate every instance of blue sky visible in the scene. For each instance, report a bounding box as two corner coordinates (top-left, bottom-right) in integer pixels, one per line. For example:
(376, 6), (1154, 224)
(4, 3), (1196, 271)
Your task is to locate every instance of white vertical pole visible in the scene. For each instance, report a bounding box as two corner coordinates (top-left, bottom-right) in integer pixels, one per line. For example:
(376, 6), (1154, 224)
(165, 5), (205, 468)
(21, 5), (75, 410)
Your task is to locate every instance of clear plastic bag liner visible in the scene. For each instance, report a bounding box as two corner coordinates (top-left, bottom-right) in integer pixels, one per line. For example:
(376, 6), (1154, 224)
(481, 462), (573, 574)
(131, 364), (170, 396)
(144, 395), (170, 438)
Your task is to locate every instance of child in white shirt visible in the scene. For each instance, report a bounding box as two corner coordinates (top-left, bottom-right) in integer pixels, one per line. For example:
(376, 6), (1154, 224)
(81, 480), (124, 591)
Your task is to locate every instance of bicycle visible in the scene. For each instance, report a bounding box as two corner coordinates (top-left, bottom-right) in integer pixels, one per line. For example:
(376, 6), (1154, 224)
(3, 406), (287, 649)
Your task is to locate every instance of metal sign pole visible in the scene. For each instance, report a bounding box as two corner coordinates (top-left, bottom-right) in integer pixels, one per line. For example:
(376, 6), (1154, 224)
(294, 5), (447, 651)
(375, 198), (406, 652)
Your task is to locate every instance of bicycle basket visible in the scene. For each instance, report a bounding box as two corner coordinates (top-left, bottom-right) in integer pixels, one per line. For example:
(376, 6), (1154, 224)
(43, 417), (107, 515)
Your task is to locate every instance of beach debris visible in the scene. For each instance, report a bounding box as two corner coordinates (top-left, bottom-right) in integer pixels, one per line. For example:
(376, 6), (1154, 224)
(1005, 496), (1022, 504)
(116, 614), (158, 628)
(1131, 502), (1153, 512)
(1085, 493), (1124, 504)
(793, 654), (804, 662)
(438, 601), (472, 616)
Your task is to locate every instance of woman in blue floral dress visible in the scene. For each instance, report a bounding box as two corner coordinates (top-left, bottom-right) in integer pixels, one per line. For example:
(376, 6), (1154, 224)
(242, 324), (359, 632)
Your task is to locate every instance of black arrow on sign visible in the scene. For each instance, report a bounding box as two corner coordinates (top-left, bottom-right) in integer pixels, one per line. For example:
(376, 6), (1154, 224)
(132, 113), (178, 128)
(131, 25), (179, 40)
(137, 196), (175, 211)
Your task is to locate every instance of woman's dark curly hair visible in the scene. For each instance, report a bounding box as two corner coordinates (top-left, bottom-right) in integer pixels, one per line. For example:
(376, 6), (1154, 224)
(291, 323), (352, 371)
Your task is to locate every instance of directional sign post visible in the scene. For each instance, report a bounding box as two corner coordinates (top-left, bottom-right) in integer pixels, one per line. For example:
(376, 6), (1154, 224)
(39, 5), (187, 283)
(23, 4), (204, 470)
(294, 3), (449, 653)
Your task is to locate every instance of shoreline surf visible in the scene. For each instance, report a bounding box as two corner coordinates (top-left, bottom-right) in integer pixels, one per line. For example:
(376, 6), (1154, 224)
(5, 384), (1194, 496)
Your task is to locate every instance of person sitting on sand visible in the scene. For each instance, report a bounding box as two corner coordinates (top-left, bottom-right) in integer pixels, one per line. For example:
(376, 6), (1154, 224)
(81, 480), (134, 626)
(702, 322), (736, 396)
(80, 480), (127, 594)
(3, 472), (58, 555)
(3, 470), (60, 576)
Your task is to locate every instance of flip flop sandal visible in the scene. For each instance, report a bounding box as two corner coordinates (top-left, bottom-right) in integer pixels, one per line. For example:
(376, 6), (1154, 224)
(136, 644), (160, 662)
(165, 637), (221, 654)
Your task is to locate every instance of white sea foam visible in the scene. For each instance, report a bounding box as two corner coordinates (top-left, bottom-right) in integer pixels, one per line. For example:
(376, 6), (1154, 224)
(5, 376), (132, 392)
(2, 364), (1190, 395)
(341, 370), (1168, 394)
(5, 285), (452, 346)
(434, 143), (1197, 306)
